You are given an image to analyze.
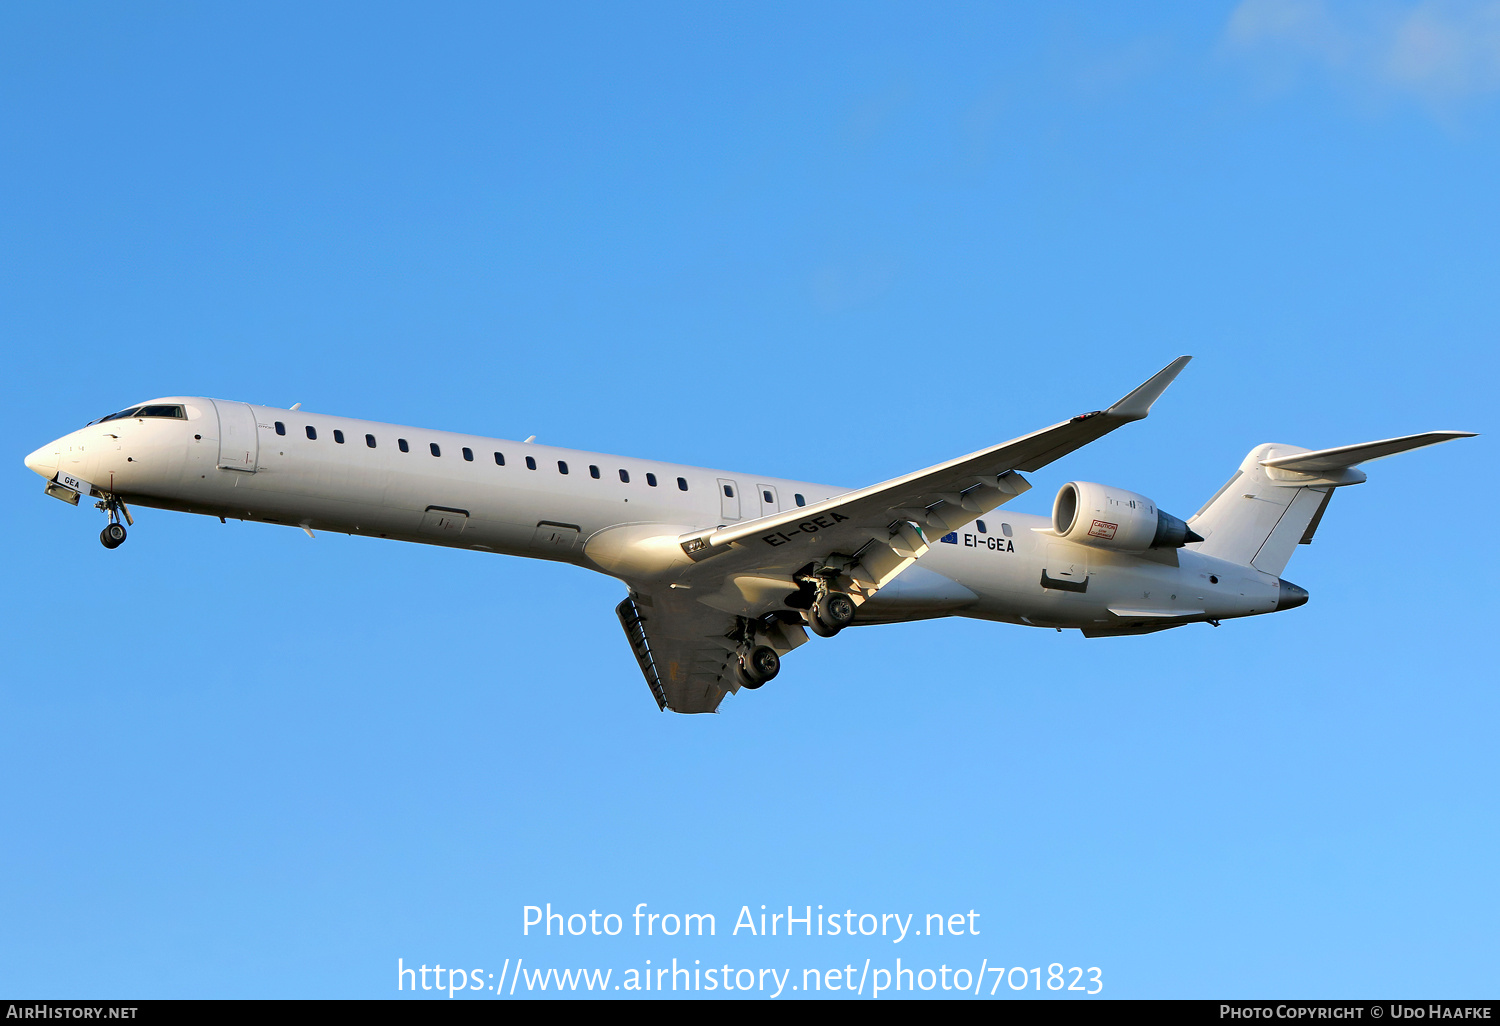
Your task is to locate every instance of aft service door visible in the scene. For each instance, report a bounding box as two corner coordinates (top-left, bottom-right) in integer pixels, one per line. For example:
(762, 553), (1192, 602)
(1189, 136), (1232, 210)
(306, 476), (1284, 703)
(1042, 543), (1089, 593)
(212, 400), (259, 472)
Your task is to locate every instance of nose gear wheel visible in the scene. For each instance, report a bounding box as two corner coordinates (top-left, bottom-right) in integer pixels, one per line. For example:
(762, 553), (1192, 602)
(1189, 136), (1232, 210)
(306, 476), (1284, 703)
(94, 493), (132, 548)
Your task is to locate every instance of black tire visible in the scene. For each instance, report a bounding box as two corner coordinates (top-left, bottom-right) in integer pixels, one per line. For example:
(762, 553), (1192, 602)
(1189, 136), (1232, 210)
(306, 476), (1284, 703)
(807, 611), (841, 638)
(100, 523), (126, 548)
(818, 592), (855, 628)
(735, 665), (764, 690)
(748, 645), (780, 682)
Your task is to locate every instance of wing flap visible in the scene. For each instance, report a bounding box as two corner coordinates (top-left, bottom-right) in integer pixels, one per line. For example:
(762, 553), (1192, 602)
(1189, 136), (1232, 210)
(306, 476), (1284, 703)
(616, 594), (736, 713)
(617, 597), (669, 710)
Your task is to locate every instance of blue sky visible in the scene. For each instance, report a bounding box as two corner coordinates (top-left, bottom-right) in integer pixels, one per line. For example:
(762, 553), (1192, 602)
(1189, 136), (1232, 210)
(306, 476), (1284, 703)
(1, 1), (1495, 999)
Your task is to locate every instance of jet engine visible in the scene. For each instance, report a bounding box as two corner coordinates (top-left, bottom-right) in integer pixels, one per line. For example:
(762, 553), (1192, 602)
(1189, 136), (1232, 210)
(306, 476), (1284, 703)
(1051, 481), (1202, 552)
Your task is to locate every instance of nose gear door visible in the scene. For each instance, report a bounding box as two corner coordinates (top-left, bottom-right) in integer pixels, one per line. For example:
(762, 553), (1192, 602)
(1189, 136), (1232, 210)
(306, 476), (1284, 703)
(211, 400), (260, 472)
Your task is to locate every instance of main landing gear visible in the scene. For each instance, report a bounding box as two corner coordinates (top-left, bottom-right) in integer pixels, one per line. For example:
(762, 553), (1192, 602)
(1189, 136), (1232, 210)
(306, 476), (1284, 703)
(732, 611), (807, 691)
(730, 588), (849, 693)
(735, 645), (781, 690)
(95, 493), (132, 549)
(808, 590), (855, 638)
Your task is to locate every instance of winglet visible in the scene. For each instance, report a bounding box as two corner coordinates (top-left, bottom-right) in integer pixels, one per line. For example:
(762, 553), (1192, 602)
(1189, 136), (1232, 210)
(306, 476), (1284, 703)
(1105, 356), (1192, 422)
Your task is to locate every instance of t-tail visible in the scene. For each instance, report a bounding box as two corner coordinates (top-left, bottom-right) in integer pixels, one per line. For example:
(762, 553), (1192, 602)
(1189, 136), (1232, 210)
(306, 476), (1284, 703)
(1186, 432), (1477, 586)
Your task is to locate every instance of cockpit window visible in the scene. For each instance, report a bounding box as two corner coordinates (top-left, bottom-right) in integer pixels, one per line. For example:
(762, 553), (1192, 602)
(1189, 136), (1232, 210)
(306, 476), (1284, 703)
(135, 405), (186, 419)
(98, 407), (141, 422)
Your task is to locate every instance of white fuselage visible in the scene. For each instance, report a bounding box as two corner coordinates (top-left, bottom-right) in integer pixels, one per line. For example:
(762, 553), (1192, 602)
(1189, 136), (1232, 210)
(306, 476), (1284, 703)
(25, 397), (1287, 633)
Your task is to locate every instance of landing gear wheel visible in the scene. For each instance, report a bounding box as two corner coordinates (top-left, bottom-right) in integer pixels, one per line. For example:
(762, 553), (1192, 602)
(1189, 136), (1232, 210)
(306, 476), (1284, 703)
(748, 645), (779, 681)
(736, 645), (780, 689)
(807, 611), (840, 638)
(100, 523), (127, 549)
(811, 592), (855, 636)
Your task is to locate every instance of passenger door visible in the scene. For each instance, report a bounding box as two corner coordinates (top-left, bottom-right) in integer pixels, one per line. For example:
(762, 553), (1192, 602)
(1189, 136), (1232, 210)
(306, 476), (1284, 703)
(212, 400), (259, 472)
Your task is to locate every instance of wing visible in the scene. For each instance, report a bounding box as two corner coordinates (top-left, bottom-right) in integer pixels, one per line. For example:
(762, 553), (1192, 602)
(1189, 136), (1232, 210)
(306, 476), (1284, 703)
(611, 357), (1190, 711)
(675, 356), (1192, 605)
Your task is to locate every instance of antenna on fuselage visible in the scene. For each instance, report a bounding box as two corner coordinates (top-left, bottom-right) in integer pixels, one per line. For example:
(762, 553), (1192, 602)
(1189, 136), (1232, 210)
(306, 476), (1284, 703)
(524, 435), (536, 443)
(290, 403), (301, 410)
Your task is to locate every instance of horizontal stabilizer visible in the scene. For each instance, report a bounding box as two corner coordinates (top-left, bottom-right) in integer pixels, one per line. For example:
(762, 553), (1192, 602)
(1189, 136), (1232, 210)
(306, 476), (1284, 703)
(1259, 431), (1476, 473)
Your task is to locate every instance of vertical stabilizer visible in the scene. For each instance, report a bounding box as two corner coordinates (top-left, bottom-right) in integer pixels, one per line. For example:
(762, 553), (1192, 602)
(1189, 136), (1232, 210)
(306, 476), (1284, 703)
(1187, 431), (1474, 576)
(1188, 445), (1332, 575)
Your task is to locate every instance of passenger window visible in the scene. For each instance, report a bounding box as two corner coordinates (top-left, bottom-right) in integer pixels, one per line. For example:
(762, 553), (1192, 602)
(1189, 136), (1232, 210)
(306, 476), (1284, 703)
(722, 484), (734, 498)
(462, 447), (473, 462)
(366, 434), (377, 448)
(494, 452), (505, 466)
(1001, 523), (1013, 537)
(306, 426), (317, 440)
(275, 422), (286, 436)
(589, 465), (600, 479)
(677, 477), (688, 491)
(763, 490), (773, 503)
(795, 494), (806, 507)
(646, 473), (657, 487)
(333, 430), (345, 444)
(525, 456), (536, 470)
(977, 520), (987, 534)
(558, 460), (569, 474)
(398, 439), (409, 453)
(619, 469), (630, 483)
(430, 443), (441, 457)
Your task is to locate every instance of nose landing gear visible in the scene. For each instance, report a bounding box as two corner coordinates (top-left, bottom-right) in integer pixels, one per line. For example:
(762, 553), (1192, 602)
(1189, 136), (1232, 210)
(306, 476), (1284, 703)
(94, 494), (133, 549)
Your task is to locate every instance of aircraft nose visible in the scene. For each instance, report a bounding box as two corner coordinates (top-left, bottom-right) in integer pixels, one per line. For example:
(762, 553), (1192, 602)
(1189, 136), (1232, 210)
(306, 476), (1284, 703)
(24, 444), (58, 480)
(1275, 579), (1309, 611)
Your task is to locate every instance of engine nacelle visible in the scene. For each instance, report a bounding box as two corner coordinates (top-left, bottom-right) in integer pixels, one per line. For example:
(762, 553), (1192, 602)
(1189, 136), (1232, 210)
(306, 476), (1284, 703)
(1052, 481), (1200, 552)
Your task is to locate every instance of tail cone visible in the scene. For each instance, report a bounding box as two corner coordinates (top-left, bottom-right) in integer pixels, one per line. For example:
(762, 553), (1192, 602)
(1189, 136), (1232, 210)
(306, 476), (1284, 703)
(1275, 579), (1309, 611)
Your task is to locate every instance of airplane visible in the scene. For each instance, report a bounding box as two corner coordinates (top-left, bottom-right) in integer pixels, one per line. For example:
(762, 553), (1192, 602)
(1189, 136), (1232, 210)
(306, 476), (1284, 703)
(22, 357), (1475, 713)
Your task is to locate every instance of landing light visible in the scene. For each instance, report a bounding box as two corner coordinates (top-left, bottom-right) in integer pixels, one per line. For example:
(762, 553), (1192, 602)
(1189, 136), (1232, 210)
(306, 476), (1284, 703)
(44, 481), (81, 506)
(43, 471), (93, 507)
